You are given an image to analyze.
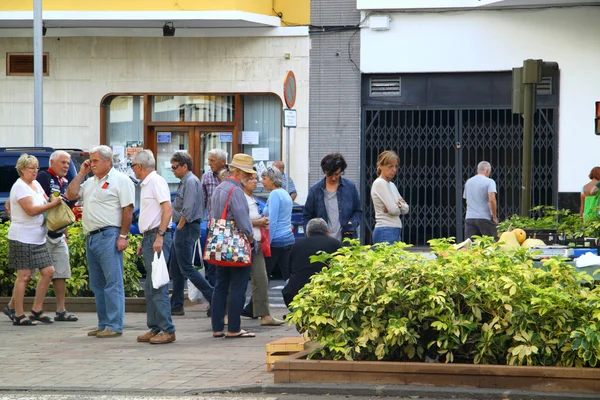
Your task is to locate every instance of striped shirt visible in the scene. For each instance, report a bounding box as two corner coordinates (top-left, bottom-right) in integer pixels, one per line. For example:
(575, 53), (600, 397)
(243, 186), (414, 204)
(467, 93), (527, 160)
(201, 170), (221, 217)
(281, 173), (297, 196)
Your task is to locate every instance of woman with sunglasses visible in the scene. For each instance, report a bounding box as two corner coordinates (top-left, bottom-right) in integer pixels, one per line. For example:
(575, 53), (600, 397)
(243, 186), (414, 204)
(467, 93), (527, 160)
(302, 153), (362, 242)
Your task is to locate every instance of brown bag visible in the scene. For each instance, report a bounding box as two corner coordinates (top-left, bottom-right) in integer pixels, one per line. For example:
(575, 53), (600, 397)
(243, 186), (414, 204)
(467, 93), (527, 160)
(46, 200), (76, 231)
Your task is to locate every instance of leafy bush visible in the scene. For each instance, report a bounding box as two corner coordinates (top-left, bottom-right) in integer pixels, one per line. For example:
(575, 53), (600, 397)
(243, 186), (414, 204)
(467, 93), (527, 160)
(288, 238), (600, 367)
(498, 205), (600, 240)
(0, 221), (142, 297)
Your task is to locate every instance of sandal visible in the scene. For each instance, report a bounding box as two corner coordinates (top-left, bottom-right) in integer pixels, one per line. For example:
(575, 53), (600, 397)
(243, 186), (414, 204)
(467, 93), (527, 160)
(54, 310), (79, 322)
(13, 314), (37, 326)
(212, 332), (225, 338)
(3, 304), (15, 321)
(225, 330), (256, 338)
(29, 309), (54, 324)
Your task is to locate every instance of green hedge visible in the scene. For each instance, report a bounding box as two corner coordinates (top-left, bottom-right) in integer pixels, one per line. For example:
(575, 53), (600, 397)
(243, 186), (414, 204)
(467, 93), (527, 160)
(0, 221), (142, 298)
(288, 237), (600, 367)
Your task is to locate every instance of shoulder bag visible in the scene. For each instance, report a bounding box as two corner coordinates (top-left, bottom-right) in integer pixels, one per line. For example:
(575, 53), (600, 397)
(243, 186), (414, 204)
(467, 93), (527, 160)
(203, 187), (252, 267)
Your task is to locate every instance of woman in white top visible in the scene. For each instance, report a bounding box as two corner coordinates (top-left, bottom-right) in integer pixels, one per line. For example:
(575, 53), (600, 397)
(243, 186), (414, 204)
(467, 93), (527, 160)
(8, 154), (62, 326)
(241, 171), (284, 326)
(370, 150), (409, 244)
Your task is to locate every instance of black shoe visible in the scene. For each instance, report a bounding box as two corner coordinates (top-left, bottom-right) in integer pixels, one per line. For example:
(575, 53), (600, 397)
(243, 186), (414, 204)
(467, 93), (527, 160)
(171, 306), (185, 316)
(241, 309), (257, 319)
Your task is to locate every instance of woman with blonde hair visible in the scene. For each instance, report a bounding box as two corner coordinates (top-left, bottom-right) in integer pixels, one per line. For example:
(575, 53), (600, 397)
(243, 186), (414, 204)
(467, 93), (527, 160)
(370, 150), (409, 244)
(7, 154), (62, 325)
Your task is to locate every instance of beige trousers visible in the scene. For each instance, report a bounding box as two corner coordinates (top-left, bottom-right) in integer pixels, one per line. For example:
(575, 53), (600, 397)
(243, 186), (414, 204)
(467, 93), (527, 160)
(250, 246), (270, 317)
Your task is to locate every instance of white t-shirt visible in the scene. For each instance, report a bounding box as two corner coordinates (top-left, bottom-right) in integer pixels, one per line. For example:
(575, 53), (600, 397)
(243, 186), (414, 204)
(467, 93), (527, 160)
(139, 171), (172, 233)
(8, 179), (48, 244)
(244, 193), (261, 241)
(79, 169), (135, 234)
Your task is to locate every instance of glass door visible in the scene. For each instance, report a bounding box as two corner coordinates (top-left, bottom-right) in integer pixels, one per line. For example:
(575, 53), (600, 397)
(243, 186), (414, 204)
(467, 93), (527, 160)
(154, 128), (190, 192)
(200, 131), (233, 174)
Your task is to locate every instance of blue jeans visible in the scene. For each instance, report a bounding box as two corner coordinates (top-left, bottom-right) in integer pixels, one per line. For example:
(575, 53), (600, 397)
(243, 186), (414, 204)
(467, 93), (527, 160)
(211, 265), (252, 333)
(86, 227), (124, 333)
(372, 227), (402, 245)
(169, 221), (214, 309)
(142, 232), (175, 334)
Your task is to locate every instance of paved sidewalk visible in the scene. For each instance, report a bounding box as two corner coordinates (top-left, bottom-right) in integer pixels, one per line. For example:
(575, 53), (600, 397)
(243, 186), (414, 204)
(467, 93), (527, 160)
(0, 303), (296, 393)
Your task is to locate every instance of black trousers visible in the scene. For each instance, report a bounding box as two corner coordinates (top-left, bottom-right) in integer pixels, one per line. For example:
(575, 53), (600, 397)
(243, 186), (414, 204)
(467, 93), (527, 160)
(465, 218), (498, 240)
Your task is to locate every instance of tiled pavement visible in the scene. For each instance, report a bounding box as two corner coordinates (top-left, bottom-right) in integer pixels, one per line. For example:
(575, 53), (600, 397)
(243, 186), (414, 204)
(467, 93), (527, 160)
(0, 303), (296, 393)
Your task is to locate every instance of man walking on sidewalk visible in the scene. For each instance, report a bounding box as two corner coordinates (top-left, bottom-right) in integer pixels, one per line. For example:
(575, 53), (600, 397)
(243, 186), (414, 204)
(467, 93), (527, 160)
(169, 151), (214, 316)
(132, 150), (176, 344)
(66, 145), (134, 338)
(463, 161), (498, 240)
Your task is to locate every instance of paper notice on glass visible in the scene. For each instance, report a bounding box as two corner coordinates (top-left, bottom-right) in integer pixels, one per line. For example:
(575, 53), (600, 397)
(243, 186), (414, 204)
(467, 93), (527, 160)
(254, 161), (267, 177)
(242, 131), (259, 145)
(252, 147), (269, 161)
(112, 146), (126, 166)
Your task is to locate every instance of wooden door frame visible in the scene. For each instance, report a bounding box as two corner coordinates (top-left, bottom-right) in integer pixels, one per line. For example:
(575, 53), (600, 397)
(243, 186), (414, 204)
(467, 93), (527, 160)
(149, 125), (236, 178)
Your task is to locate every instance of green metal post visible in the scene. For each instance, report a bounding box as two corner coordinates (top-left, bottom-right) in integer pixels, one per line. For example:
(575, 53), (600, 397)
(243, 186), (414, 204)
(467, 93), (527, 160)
(521, 82), (535, 217)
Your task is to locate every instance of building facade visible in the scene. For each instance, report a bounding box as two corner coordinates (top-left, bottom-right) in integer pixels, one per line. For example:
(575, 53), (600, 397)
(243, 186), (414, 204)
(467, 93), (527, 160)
(0, 0), (310, 200)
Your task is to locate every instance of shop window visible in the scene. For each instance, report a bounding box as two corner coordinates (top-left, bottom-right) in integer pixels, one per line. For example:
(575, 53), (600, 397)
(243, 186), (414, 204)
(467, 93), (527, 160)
(151, 95), (234, 122)
(242, 94), (282, 165)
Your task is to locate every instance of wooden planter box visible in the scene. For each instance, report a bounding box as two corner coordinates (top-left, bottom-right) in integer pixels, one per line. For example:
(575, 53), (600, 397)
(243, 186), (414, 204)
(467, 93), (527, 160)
(274, 350), (600, 394)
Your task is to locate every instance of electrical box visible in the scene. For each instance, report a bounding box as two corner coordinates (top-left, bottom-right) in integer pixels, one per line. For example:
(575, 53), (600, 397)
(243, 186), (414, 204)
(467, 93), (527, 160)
(369, 15), (390, 31)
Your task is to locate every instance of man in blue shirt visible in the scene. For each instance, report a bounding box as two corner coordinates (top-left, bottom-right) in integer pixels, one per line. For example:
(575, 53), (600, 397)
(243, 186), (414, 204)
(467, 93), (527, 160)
(169, 151), (214, 316)
(273, 160), (297, 201)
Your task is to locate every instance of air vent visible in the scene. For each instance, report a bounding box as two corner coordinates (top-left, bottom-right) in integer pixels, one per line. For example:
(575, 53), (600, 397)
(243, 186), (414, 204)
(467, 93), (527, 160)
(6, 53), (49, 76)
(536, 77), (552, 96)
(370, 76), (401, 97)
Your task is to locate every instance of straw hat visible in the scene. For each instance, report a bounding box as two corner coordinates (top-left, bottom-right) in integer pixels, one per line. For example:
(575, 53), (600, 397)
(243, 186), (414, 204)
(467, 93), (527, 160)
(228, 153), (256, 174)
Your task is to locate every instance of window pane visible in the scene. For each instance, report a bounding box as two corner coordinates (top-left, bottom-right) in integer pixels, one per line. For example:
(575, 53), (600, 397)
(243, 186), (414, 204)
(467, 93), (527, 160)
(242, 94), (282, 163)
(151, 95), (235, 122)
(201, 132), (232, 174)
(106, 96), (144, 147)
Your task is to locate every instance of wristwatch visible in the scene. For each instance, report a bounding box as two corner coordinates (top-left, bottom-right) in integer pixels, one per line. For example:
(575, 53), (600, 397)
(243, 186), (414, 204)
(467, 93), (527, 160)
(157, 229), (166, 237)
(119, 234), (127, 239)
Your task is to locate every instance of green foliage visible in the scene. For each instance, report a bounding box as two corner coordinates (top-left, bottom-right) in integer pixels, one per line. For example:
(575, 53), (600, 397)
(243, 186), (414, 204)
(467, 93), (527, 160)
(0, 221), (142, 297)
(498, 205), (600, 240)
(288, 237), (600, 367)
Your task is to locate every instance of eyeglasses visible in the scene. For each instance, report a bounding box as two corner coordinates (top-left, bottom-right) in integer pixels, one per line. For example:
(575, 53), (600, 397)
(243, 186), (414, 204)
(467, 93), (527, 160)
(171, 164), (182, 170)
(27, 167), (40, 171)
(131, 163), (140, 168)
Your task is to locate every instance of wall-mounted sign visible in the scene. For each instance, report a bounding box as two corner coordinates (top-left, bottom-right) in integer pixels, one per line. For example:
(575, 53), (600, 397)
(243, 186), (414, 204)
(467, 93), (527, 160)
(219, 133), (233, 143)
(157, 132), (171, 143)
(283, 70), (297, 108)
(283, 109), (297, 128)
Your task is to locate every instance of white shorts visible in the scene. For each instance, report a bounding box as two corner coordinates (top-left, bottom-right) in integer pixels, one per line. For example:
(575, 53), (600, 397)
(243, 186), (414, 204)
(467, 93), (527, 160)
(47, 235), (71, 280)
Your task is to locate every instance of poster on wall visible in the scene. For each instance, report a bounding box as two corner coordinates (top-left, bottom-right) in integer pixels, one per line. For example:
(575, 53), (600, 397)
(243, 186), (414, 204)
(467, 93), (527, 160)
(112, 146), (126, 167)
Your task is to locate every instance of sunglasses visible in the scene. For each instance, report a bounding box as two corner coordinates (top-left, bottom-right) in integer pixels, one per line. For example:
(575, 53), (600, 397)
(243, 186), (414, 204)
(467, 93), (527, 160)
(171, 164), (182, 170)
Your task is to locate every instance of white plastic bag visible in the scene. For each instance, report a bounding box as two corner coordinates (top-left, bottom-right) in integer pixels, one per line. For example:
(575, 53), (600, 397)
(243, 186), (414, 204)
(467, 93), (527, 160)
(151, 251), (170, 289)
(187, 279), (204, 302)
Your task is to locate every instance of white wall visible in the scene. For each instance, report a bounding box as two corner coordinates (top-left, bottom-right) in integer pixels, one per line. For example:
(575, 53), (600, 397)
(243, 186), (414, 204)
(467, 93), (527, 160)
(360, 7), (600, 193)
(0, 35), (310, 201)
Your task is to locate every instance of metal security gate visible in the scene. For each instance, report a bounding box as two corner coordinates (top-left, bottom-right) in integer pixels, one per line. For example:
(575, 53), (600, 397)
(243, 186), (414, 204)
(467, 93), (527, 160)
(361, 108), (557, 246)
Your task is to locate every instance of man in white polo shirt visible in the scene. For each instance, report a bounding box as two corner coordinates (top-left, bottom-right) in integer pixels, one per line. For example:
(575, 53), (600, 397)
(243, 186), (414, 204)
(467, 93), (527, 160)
(66, 145), (134, 338)
(131, 149), (176, 345)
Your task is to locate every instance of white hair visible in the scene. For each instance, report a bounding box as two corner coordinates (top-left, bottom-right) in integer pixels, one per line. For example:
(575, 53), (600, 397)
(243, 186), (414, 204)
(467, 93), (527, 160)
(133, 149), (156, 170)
(50, 150), (70, 162)
(208, 148), (227, 162)
(477, 161), (491, 173)
(307, 218), (329, 236)
(90, 145), (113, 161)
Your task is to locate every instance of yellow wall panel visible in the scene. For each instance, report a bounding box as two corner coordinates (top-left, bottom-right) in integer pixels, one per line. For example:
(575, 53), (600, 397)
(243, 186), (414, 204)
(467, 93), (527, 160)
(2, 0), (309, 23)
